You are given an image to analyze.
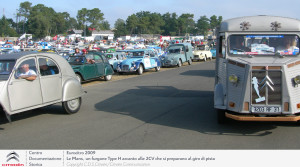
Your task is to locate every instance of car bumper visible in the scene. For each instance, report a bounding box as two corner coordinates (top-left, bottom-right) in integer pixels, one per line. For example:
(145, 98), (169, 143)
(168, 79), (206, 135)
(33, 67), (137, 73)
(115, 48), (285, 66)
(161, 60), (177, 66)
(117, 65), (137, 72)
(225, 112), (300, 122)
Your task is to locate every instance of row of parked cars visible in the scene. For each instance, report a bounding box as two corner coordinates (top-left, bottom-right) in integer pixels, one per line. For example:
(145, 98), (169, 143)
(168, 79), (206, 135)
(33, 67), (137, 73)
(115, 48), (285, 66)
(67, 43), (217, 84)
(0, 43), (214, 122)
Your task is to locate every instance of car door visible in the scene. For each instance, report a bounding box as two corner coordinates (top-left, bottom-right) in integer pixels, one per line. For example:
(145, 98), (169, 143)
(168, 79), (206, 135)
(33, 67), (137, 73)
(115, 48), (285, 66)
(38, 57), (62, 103)
(83, 56), (97, 79)
(8, 57), (43, 111)
(143, 51), (151, 69)
(94, 54), (105, 77)
(149, 51), (158, 68)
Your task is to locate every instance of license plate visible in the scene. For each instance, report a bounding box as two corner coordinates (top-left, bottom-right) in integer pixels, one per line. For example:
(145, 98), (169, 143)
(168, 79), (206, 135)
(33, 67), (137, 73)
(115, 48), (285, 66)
(251, 106), (281, 113)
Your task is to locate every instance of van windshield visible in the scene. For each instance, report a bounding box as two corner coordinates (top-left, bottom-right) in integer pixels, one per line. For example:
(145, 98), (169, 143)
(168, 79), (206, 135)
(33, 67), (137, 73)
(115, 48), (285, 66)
(229, 35), (300, 55)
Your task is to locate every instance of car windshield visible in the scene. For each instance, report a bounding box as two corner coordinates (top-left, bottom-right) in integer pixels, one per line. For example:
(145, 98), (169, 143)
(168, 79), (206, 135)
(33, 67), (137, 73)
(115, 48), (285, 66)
(168, 46), (183, 53)
(68, 56), (85, 64)
(105, 54), (114, 59)
(196, 45), (206, 50)
(129, 51), (144, 57)
(229, 35), (300, 55)
(0, 60), (15, 80)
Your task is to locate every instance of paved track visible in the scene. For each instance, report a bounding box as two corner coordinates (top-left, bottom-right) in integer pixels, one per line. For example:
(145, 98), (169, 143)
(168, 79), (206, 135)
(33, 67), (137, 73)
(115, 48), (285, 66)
(1, 60), (299, 149)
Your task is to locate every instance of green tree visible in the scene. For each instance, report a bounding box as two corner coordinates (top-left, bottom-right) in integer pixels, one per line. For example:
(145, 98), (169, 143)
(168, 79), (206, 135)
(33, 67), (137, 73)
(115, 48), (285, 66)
(178, 13), (195, 36)
(87, 8), (104, 30)
(210, 15), (219, 29)
(114, 18), (127, 37)
(27, 4), (57, 38)
(126, 14), (139, 34)
(148, 13), (165, 34)
(77, 8), (88, 32)
(162, 12), (178, 36)
(100, 20), (110, 30)
(0, 16), (18, 37)
(196, 15), (210, 36)
(18, 1), (32, 33)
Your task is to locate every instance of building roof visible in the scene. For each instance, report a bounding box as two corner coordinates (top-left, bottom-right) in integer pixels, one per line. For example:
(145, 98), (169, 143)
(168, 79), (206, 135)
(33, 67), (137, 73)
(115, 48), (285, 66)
(68, 29), (83, 34)
(92, 30), (114, 35)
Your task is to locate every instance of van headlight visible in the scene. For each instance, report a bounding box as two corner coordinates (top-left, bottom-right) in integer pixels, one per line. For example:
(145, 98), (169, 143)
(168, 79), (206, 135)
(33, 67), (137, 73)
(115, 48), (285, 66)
(294, 75), (300, 86)
(229, 74), (239, 84)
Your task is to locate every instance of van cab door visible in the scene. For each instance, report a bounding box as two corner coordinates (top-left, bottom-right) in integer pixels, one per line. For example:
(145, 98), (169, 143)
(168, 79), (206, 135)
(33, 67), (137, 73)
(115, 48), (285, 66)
(8, 57), (43, 111)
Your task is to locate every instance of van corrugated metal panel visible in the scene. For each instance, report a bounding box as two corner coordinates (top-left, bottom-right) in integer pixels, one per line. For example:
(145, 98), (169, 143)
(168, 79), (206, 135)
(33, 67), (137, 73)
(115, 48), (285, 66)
(218, 59), (227, 94)
(286, 65), (300, 111)
(227, 63), (246, 111)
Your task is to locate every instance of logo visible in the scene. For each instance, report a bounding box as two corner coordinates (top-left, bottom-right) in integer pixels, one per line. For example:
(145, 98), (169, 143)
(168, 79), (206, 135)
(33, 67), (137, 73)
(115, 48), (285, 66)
(2, 151), (24, 166)
(240, 21), (251, 31)
(252, 75), (274, 103)
(271, 21), (281, 31)
(7, 151), (20, 162)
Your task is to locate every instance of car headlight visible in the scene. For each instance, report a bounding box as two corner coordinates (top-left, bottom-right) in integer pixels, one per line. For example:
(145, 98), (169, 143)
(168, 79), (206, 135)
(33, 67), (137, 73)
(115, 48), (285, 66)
(294, 75), (300, 86)
(229, 74), (239, 84)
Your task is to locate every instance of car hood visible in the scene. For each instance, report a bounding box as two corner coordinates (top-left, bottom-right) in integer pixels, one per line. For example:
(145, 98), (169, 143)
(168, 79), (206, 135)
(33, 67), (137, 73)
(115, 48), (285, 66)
(164, 53), (183, 60)
(121, 58), (142, 65)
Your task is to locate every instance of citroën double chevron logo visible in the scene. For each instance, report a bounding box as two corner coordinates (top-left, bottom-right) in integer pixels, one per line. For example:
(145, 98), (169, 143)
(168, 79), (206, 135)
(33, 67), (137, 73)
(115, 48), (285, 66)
(252, 75), (275, 103)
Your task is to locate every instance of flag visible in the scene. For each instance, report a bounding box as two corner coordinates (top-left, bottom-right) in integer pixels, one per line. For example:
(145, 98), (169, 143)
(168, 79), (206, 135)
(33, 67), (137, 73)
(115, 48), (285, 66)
(19, 33), (26, 40)
(53, 35), (58, 40)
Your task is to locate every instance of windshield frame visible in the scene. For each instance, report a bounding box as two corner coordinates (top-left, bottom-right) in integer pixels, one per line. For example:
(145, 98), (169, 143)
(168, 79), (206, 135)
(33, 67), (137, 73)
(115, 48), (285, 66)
(0, 60), (16, 81)
(228, 34), (300, 56)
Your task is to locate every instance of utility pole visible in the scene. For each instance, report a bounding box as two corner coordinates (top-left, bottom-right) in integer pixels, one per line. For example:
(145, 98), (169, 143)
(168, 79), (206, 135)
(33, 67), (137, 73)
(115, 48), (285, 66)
(16, 9), (18, 33)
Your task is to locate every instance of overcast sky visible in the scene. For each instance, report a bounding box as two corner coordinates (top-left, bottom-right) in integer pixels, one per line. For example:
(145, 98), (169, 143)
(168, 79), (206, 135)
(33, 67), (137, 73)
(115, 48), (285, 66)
(1, 0), (300, 28)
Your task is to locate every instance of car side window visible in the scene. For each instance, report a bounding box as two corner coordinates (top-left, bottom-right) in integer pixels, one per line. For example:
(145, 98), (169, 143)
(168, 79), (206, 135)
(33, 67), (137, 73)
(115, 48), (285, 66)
(15, 58), (37, 79)
(150, 51), (155, 57)
(38, 58), (59, 76)
(94, 55), (104, 63)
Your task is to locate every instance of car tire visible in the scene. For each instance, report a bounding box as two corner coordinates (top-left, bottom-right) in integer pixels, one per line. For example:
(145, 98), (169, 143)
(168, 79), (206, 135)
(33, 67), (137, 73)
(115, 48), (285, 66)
(155, 66), (160, 72)
(137, 65), (144, 75)
(62, 97), (82, 114)
(104, 75), (112, 81)
(217, 109), (227, 124)
(76, 74), (82, 83)
(177, 59), (182, 67)
(188, 59), (192, 65)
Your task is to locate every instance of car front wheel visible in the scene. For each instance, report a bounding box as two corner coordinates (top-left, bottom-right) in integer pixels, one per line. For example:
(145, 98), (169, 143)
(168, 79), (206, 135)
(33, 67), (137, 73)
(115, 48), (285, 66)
(155, 66), (160, 71)
(104, 75), (112, 81)
(217, 109), (227, 124)
(137, 65), (144, 75)
(177, 59), (182, 67)
(76, 74), (82, 83)
(62, 97), (82, 114)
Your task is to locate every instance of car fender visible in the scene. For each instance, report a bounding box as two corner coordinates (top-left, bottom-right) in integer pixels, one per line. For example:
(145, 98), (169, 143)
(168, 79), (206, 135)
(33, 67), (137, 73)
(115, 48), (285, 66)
(104, 65), (114, 75)
(155, 58), (161, 67)
(136, 62), (144, 70)
(62, 77), (84, 102)
(214, 83), (225, 108)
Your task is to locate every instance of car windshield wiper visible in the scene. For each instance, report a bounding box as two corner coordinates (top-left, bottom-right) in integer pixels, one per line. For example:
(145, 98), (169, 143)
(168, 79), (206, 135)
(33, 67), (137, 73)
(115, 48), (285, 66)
(232, 48), (246, 52)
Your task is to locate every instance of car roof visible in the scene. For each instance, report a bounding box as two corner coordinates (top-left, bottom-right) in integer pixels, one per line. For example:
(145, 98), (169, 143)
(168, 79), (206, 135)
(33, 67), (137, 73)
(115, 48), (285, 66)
(0, 51), (38, 60)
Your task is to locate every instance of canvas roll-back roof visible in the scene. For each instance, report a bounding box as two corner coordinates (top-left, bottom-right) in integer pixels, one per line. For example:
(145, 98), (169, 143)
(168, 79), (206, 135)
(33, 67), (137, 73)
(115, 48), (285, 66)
(220, 15), (300, 32)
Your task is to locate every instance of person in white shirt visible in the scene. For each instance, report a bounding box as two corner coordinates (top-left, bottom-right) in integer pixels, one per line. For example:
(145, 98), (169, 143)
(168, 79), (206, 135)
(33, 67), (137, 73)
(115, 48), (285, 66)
(17, 64), (37, 81)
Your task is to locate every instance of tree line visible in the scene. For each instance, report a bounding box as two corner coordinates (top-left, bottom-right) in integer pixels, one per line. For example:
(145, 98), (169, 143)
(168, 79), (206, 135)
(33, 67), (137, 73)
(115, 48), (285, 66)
(0, 1), (222, 39)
